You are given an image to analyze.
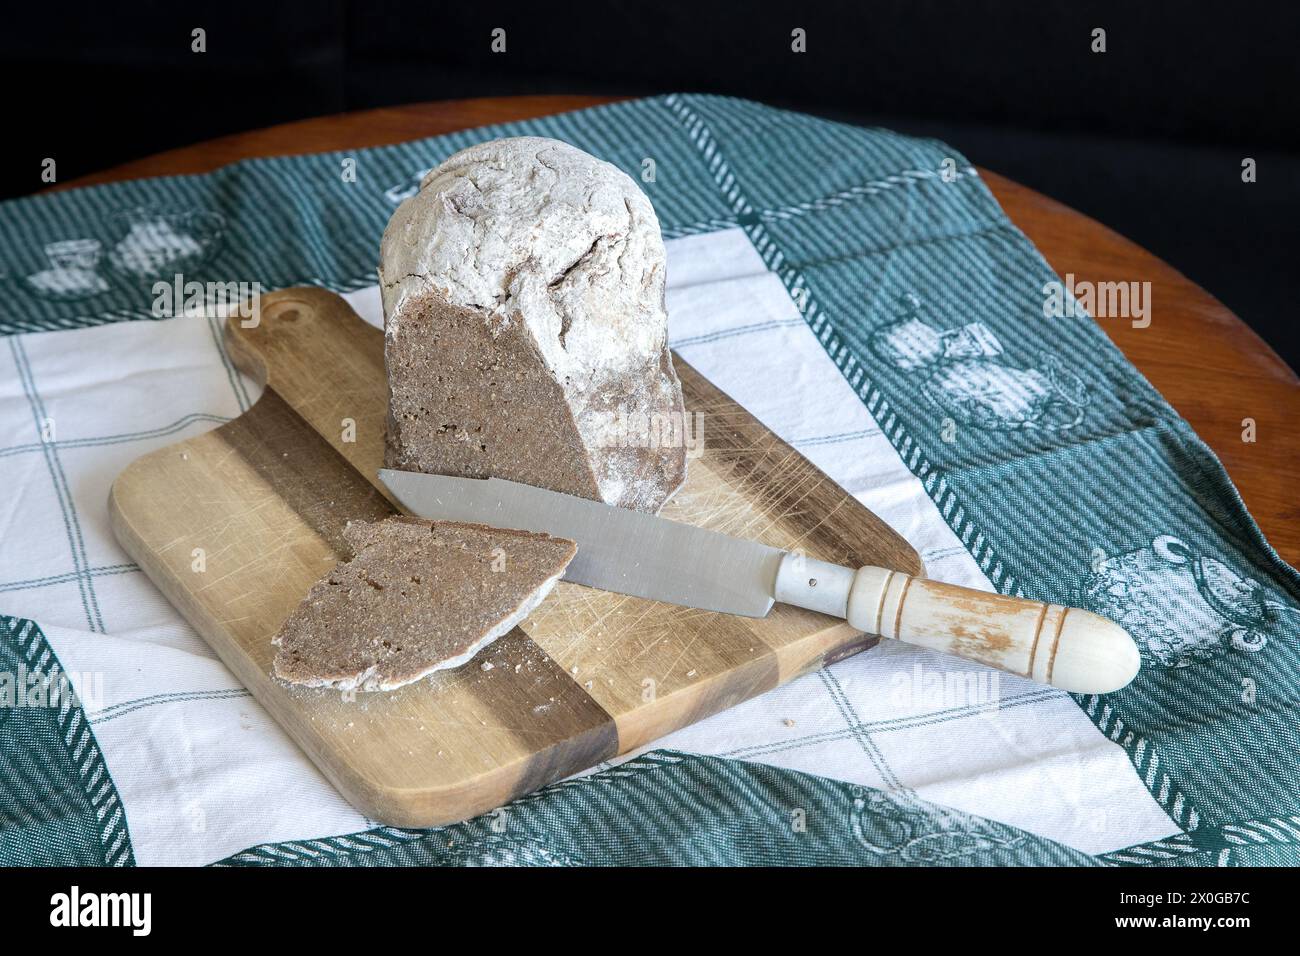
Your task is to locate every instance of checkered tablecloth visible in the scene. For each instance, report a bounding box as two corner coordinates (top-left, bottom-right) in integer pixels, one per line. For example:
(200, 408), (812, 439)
(2, 95), (1297, 866)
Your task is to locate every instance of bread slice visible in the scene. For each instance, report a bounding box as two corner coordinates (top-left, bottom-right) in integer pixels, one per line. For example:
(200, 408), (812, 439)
(272, 516), (576, 692)
(379, 136), (687, 514)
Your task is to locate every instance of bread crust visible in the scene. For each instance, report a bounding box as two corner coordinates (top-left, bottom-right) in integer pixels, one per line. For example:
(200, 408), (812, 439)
(380, 136), (687, 513)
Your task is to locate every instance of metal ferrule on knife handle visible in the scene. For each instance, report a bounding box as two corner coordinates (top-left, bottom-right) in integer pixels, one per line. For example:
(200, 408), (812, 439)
(773, 553), (1140, 694)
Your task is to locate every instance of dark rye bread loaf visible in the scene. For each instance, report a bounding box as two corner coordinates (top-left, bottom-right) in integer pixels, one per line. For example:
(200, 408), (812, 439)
(272, 517), (576, 692)
(379, 136), (687, 514)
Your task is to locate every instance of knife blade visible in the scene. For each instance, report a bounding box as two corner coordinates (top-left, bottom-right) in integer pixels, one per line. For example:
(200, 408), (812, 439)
(376, 469), (1141, 693)
(378, 469), (784, 617)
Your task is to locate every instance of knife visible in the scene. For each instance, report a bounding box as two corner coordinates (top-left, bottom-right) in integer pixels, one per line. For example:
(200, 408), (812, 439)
(378, 470), (1140, 694)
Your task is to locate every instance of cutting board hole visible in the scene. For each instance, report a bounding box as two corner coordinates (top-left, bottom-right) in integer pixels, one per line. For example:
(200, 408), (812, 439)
(263, 300), (307, 324)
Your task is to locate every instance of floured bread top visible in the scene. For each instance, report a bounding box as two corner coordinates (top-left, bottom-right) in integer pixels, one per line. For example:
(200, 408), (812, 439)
(272, 517), (577, 693)
(379, 136), (667, 377)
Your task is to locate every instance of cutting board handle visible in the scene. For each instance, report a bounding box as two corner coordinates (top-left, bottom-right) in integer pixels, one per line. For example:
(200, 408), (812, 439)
(775, 557), (1139, 694)
(223, 288), (393, 496)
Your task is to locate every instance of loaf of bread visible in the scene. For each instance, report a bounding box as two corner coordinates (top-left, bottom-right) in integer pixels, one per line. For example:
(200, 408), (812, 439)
(272, 517), (576, 692)
(379, 136), (687, 514)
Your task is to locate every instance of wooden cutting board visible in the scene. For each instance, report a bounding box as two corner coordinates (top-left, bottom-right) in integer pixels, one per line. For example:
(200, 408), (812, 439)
(109, 287), (921, 827)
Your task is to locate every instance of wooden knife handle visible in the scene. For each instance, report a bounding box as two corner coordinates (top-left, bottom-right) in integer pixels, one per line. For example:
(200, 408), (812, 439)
(774, 557), (1139, 694)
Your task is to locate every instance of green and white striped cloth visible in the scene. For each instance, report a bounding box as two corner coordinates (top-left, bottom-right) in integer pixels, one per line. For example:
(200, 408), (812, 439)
(1, 95), (1297, 867)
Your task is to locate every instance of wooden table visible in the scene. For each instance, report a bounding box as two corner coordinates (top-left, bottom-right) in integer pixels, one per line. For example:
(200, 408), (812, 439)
(62, 95), (1300, 567)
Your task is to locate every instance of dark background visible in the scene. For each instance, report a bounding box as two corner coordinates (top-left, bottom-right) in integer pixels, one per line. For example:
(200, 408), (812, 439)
(4, 0), (1297, 366)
